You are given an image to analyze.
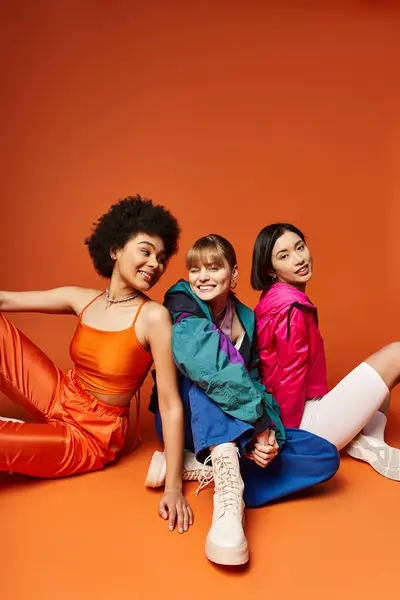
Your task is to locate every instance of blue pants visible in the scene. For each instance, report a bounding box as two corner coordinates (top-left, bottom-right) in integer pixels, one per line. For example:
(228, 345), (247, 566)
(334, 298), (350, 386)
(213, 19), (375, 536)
(155, 377), (340, 508)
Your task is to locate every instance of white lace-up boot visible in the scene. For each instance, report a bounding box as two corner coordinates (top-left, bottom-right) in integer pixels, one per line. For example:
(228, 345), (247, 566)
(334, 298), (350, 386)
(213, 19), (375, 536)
(205, 442), (248, 566)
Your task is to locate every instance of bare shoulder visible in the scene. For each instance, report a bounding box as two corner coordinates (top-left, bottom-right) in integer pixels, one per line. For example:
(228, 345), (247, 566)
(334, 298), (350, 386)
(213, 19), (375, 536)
(68, 287), (103, 314)
(141, 299), (171, 327)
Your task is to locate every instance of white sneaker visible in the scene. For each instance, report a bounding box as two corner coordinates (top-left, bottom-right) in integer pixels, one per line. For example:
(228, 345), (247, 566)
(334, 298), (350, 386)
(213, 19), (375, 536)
(346, 434), (400, 481)
(145, 449), (213, 489)
(205, 442), (249, 566)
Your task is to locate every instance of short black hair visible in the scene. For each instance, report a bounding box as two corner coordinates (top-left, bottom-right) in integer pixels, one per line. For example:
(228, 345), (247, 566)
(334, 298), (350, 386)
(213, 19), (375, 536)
(85, 195), (180, 278)
(251, 223), (306, 291)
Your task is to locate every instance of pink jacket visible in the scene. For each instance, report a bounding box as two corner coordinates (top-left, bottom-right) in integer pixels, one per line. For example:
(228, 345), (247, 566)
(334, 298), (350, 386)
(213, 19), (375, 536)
(254, 282), (328, 428)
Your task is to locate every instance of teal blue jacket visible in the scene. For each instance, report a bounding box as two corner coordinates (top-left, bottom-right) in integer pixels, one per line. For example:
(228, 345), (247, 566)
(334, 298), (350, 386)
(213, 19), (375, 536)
(164, 280), (286, 447)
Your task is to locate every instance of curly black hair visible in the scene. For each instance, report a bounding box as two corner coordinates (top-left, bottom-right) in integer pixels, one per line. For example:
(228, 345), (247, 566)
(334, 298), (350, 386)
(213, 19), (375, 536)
(85, 195), (181, 278)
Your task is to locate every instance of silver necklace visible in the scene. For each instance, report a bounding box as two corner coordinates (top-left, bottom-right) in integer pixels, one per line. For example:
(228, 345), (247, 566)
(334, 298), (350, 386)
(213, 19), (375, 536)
(214, 302), (228, 322)
(105, 287), (140, 306)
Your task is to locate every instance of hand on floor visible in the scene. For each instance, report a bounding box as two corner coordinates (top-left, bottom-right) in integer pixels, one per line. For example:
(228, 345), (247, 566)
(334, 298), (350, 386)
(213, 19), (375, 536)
(245, 428), (279, 468)
(158, 490), (193, 534)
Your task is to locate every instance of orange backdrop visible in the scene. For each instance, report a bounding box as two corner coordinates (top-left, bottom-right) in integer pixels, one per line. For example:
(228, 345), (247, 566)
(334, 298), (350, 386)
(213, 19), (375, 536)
(1, 0), (400, 425)
(1, 2), (400, 599)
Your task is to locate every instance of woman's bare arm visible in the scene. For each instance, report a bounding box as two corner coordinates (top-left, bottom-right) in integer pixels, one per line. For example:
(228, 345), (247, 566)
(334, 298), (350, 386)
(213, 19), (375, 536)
(0, 287), (101, 315)
(146, 302), (193, 533)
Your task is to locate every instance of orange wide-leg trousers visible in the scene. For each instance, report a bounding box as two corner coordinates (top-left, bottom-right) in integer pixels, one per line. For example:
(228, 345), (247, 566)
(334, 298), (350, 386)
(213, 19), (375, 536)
(0, 314), (129, 478)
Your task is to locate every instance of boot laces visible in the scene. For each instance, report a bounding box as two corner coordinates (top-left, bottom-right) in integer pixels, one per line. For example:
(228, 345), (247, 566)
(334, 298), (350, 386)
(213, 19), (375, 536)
(193, 454), (214, 495)
(212, 450), (241, 516)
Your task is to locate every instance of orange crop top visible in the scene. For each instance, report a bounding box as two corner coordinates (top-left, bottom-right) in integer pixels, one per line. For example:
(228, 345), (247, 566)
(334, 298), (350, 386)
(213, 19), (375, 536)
(69, 294), (153, 395)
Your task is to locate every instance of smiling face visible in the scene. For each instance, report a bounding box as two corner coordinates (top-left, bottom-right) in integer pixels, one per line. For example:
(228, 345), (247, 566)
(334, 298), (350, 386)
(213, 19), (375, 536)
(188, 256), (237, 304)
(186, 235), (238, 313)
(270, 230), (313, 290)
(112, 233), (167, 292)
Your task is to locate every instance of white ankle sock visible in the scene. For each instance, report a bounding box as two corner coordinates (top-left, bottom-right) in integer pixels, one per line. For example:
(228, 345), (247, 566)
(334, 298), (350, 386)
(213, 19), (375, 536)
(361, 411), (387, 446)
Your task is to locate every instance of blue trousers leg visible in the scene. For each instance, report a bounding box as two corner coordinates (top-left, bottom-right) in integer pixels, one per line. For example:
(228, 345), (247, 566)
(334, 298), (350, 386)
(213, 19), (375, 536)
(154, 377), (340, 505)
(241, 428), (340, 507)
(154, 377), (254, 462)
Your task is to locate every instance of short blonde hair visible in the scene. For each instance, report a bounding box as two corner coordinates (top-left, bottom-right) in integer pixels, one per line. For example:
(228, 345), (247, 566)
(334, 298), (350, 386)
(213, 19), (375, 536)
(186, 234), (237, 270)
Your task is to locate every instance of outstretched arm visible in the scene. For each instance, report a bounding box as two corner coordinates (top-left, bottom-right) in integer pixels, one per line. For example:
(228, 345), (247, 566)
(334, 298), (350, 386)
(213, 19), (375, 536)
(0, 287), (101, 315)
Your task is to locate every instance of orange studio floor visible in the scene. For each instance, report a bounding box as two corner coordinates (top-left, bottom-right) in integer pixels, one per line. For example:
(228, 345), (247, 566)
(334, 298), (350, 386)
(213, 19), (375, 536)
(1, 389), (400, 600)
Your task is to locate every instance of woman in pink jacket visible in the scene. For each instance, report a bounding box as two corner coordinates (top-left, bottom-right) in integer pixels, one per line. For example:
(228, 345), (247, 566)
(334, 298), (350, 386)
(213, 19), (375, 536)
(251, 223), (400, 481)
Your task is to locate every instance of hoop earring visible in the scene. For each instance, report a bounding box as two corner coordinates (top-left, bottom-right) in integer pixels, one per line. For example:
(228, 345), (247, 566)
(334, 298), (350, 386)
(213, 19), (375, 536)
(271, 275), (278, 284)
(230, 279), (237, 290)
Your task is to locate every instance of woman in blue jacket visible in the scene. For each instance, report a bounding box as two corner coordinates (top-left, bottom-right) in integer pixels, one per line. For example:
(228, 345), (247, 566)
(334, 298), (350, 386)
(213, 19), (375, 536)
(146, 234), (339, 567)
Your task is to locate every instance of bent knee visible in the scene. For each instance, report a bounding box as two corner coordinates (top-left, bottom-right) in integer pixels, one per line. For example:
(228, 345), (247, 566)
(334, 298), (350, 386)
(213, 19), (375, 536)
(0, 312), (11, 333)
(319, 442), (341, 478)
(373, 341), (400, 356)
(330, 446), (341, 474)
(364, 342), (400, 390)
(383, 341), (400, 357)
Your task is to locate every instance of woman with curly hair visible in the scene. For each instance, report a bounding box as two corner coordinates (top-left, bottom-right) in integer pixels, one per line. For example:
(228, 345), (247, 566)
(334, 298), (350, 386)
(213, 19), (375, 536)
(0, 195), (193, 533)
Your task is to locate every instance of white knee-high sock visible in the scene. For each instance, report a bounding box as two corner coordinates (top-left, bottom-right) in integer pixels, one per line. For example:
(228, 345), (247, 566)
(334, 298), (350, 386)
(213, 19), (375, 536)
(361, 411), (387, 443)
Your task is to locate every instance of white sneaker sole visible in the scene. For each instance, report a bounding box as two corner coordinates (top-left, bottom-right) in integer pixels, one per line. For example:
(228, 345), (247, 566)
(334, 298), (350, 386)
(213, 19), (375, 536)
(346, 434), (400, 481)
(205, 538), (249, 566)
(144, 451), (165, 488)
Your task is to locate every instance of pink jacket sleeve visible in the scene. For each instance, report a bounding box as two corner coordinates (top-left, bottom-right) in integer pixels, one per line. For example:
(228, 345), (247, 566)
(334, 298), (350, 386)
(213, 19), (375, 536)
(272, 308), (310, 428)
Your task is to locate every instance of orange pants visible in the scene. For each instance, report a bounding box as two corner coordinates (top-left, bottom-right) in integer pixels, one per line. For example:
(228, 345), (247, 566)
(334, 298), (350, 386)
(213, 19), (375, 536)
(0, 314), (129, 478)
